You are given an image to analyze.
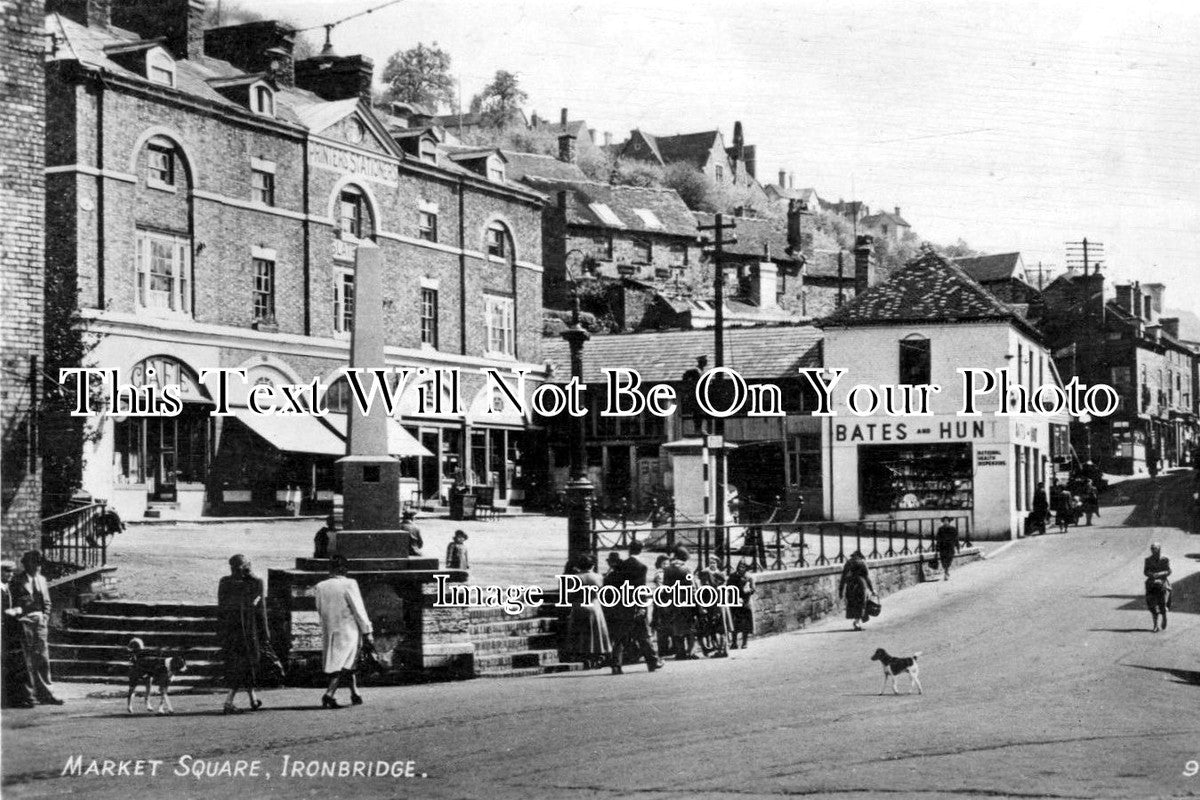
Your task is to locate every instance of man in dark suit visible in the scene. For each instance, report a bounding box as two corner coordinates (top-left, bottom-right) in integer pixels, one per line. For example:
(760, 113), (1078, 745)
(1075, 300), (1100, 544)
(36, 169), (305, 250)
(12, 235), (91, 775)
(1, 560), (35, 708)
(9, 551), (63, 705)
(608, 541), (662, 674)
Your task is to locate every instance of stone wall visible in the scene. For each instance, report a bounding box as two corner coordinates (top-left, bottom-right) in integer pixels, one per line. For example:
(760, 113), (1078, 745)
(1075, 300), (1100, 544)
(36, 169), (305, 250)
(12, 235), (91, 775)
(1, 0), (46, 559)
(752, 548), (982, 635)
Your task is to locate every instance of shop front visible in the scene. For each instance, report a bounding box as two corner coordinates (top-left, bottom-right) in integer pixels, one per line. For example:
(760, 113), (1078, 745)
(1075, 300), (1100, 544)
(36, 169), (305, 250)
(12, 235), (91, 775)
(826, 415), (1055, 540)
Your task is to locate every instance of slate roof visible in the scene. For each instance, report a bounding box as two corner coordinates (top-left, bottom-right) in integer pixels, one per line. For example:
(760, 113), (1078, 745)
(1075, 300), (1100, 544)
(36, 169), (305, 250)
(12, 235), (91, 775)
(951, 253), (1025, 283)
(861, 209), (911, 228)
(623, 130), (722, 169)
(693, 213), (799, 263)
(821, 250), (1040, 338)
(541, 324), (823, 383)
(522, 177), (697, 237)
(501, 150), (589, 182)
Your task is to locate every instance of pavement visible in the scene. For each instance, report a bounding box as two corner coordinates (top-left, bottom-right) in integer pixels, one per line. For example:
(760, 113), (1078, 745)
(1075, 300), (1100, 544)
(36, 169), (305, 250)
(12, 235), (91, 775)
(3, 472), (1198, 799)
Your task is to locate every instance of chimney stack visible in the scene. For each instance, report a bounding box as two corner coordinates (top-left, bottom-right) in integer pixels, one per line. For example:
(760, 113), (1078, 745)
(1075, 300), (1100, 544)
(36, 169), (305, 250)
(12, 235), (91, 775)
(1114, 283), (1137, 316)
(789, 172), (795, 189)
(558, 133), (577, 164)
(48, 0), (110, 27)
(778, 170), (786, 188)
(530, 111), (539, 128)
(603, 131), (612, 147)
(111, 0), (205, 59)
(1161, 317), (1180, 339)
(747, 263), (778, 309)
(204, 21), (298, 87)
(294, 53), (375, 103)
(560, 107), (568, 126)
(853, 235), (876, 297)
(895, 206), (901, 217)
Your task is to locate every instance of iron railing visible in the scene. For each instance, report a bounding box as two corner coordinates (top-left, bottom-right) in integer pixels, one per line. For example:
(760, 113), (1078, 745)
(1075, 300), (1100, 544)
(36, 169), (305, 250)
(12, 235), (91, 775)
(40, 503), (109, 581)
(591, 514), (972, 572)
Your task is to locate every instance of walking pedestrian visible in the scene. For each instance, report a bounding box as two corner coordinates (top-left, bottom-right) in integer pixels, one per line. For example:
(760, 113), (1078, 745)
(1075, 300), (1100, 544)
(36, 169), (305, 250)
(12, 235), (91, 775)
(216, 554), (270, 714)
(1, 560), (35, 708)
(1143, 543), (1172, 632)
(315, 555), (374, 708)
(565, 554), (611, 669)
(838, 551), (876, 631)
(445, 530), (469, 570)
(9, 551), (62, 705)
(1031, 483), (1050, 535)
(934, 517), (959, 580)
(662, 546), (699, 659)
(1146, 447), (1160, 480)
(608, 541), (662, 674)
(726, 560), (756, 650)
(1054, 484), (1073, 534)
(1081, 480), (1100, 526)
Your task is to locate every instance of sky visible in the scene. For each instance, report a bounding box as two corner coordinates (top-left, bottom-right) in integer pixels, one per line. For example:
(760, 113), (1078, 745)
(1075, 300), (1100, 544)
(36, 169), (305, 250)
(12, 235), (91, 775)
(249, 0), (1200, 315)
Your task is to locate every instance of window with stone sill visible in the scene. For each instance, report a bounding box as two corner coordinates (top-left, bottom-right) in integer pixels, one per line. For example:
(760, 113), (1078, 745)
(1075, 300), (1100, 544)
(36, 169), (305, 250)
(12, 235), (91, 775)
(251, 169), (275, 206)
(136, 229), (190, 316)
(632, 238), (651, 265)
(485, 294), (515, 357)
(252, 258), (275, 321)
(419, 208), (438, 243)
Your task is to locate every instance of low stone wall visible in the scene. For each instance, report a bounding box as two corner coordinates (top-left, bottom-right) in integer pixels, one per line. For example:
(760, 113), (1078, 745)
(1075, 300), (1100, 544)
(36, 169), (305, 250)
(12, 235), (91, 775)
(752, 548), (982, 635)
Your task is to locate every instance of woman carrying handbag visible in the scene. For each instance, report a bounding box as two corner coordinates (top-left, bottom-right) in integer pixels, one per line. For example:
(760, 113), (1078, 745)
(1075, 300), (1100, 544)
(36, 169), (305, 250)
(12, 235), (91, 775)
(838, 551), (877, 631)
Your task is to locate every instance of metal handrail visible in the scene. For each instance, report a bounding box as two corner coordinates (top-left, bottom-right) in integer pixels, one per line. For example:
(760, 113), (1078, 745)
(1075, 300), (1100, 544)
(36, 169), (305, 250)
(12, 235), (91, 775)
(591, 514), (972, 572)
(40, 502), (109, 581)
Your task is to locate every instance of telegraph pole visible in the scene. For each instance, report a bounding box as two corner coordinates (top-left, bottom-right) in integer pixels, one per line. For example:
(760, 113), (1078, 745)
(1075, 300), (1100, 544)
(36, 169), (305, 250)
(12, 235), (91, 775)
(698, 214), (737, 552)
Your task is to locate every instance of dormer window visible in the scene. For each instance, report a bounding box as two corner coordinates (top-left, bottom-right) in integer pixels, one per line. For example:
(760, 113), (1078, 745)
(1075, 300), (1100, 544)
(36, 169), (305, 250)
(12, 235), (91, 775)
(146, 47), (175, 88)
(486, 155), (505, 183)
(419, 137), (438, 164)
(252, 84), (275, 117)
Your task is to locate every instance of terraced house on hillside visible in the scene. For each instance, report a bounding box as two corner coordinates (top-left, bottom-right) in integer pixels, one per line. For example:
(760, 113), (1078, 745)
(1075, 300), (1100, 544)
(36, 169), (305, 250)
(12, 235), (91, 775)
(44, 0), (548, 520)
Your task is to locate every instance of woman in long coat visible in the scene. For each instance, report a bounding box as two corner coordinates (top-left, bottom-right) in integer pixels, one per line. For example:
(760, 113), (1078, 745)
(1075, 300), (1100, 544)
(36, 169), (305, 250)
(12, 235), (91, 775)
(216, 554), (271, 713)
(837, 551), (875, 631)
(314, 555), (373, 708)
(566, 555), (611, 669)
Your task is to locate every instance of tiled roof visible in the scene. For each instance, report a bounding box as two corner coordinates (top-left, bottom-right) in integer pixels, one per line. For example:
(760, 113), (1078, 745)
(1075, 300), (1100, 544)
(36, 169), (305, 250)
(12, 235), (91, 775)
(656, 131), (721, 168)
(951, 253), (1024, 283)
(861, 210), (911, 228)
(693, 213), (799, 263)
(541, 324), (823, 383)
(822, 250), (1035, 333)
(522, 177), (697, 237)
(501, 150), (588, 182)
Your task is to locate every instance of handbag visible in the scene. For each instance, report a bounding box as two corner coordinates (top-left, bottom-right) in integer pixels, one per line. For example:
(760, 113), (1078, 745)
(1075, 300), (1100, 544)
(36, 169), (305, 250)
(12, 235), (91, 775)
(864, 597), (882, 618)
(259, 644), (286, 685)
(356, 637), (386, 674)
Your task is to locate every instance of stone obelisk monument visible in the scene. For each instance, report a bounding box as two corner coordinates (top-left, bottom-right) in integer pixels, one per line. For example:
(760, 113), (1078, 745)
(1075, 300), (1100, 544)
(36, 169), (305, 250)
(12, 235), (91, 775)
(267, 243), (473, 682)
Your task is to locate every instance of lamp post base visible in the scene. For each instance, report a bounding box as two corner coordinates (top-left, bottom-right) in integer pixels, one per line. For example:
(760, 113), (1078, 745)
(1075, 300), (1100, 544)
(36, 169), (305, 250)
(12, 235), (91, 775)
(565, 477), (595, 569)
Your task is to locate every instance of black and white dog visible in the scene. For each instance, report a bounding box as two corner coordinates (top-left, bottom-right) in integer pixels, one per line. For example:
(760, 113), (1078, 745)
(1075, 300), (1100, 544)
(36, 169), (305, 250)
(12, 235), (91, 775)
(126, 638), (187, 714)
(870, 648), (923, 695)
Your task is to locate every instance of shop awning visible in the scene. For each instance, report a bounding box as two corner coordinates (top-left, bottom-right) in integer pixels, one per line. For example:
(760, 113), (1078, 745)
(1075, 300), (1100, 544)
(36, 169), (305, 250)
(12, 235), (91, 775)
(323, 415), (435, 458)
(231, 408), (346, 456)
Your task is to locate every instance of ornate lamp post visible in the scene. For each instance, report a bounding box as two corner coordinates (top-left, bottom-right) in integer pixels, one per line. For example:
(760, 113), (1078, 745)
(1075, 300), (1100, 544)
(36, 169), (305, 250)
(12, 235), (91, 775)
(561, 251), (594, 567)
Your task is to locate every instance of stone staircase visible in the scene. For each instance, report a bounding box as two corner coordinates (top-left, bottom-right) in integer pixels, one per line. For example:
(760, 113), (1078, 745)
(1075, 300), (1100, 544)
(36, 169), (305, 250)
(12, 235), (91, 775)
(467, 597), (581, 678)
(51, 596), (579, 684)
(51, 600), (222, 687)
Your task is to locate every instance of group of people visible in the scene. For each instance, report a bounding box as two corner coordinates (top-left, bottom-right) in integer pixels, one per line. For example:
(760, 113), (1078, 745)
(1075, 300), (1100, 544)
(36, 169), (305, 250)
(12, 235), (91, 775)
(1030, 478), (1101, 535)
(563, 543), (757, 674)
(2, 551), (64, 708)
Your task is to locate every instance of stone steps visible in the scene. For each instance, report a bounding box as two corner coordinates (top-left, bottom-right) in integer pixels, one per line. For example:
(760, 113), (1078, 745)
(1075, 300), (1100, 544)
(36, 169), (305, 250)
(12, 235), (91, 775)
(63, 611), (218, 633)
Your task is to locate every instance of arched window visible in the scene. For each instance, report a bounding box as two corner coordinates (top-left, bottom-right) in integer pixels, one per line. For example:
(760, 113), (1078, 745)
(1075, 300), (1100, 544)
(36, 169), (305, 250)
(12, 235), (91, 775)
(338, 185), (372, 240)
(899, 334), (931, 385)
(252, 84), (275, 117)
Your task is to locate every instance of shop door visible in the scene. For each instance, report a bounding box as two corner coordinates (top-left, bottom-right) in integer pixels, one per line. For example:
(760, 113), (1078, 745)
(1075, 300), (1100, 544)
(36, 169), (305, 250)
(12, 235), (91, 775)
(147, 417), (178, 501)
(490, 430), (507, 499)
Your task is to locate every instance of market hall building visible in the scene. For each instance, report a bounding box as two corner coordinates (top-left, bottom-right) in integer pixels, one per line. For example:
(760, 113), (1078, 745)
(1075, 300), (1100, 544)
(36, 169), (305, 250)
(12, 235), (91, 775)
(45, 1), (547, 519)
(819, 252), (1071, 540)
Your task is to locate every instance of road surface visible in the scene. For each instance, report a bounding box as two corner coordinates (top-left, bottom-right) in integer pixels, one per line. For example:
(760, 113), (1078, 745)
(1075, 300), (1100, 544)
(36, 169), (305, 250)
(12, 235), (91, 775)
(3, 472), (1198, 799)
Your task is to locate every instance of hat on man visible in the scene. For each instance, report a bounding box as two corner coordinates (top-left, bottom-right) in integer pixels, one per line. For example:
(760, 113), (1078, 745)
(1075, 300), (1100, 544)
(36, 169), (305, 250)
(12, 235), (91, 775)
(401, 510), (416, 521)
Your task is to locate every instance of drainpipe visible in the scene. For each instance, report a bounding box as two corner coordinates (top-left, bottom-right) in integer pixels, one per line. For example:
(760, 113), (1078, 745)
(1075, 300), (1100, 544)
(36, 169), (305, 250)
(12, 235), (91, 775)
(95, 70), (106, 310)
(302, 136), (311, 335)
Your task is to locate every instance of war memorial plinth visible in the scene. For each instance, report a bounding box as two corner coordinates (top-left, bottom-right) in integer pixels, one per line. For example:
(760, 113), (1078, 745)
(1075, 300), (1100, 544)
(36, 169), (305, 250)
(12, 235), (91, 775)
(267, 243), (472, 683)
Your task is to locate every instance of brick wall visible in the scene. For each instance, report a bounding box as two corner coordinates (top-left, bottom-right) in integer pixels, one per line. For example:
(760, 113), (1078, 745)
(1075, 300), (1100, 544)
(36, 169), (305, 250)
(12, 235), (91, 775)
(1, 0), (46, 560)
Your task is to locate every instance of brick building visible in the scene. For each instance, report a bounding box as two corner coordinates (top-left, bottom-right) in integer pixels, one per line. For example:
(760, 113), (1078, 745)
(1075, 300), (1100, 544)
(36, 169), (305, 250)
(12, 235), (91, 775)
(1, 0), (46, 558)
(44, 1), (548, 519)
